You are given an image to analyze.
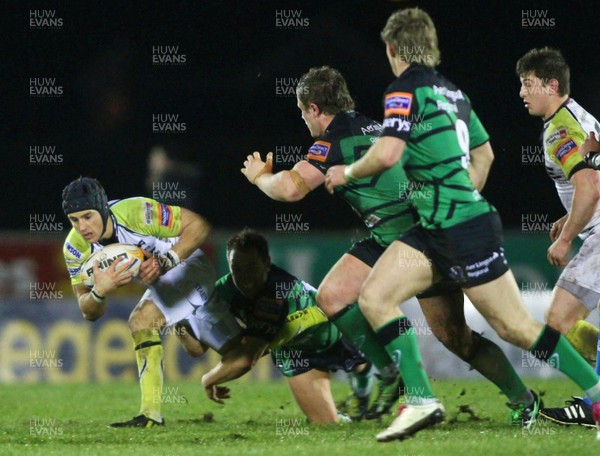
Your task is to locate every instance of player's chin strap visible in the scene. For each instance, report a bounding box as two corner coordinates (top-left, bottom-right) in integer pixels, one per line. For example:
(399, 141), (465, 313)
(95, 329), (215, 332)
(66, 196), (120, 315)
(98, 212), (117, 245)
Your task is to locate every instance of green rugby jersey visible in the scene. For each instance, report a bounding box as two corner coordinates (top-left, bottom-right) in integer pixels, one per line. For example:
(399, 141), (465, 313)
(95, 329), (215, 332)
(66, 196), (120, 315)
(307, 111), (417, 246)
(381, 65), (495, 229)
(216, 265), (339, 353)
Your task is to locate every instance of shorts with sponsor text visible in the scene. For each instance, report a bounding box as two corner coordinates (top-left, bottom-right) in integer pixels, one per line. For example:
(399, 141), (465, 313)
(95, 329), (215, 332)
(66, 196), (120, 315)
(349, 236), (461, 297)
(398, 211), (509, 288)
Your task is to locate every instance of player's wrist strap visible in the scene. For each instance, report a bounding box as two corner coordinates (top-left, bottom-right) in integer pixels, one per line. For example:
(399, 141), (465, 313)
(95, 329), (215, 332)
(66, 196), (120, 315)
(584, 151), (600, 170)
(166, 249), (181, 268)
(90, 288), (106, 302)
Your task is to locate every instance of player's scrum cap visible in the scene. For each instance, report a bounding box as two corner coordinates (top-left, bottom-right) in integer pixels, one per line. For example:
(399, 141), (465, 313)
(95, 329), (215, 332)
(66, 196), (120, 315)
(62, 177), (109, 224)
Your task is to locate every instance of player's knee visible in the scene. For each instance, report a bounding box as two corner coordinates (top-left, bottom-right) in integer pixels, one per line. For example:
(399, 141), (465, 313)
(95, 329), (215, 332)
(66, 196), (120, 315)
(357, 284), (379, 319)
(545, 311), (574, 335)
(128, 301), (165, 333)
(316, 286), (339, 317)
(433, 326), (472, 359)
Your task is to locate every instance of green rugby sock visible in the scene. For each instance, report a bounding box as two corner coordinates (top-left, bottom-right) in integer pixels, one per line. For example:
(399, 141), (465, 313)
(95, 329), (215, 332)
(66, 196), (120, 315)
(466, 331), (531, 405)
(530, 325), (600, 402)
(350, 363), (373, 398)
(332, 304), (397, 379)
(375, 316), (435, 405)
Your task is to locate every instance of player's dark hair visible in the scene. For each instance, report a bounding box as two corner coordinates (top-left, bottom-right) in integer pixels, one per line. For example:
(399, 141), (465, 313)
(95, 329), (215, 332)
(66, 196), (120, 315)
(381, 7), (441, 68)
(226, 228), (269, 261)
(296, 66), (355, 115)
(516, 47), (570, 96)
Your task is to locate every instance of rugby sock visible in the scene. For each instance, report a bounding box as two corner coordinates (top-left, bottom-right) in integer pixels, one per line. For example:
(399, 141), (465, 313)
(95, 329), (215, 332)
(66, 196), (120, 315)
(375, 316), (435, 405)
(133, 328), (164, 422)
(530, 325), (600, 402)
(464, 331), (532, 406)
(350, 363), (374, 398)
(583, 328), (600, 407)
(332, 304), (397, 380)
(565, 320), (599, 366)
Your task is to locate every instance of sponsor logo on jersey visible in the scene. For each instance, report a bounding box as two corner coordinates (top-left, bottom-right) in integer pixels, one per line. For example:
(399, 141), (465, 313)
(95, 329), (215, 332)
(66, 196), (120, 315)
(158, 204), (173, 227)
(67, 267), (80, 277)
(546, 128), (568, 145)
(143, 202), (153, 225)
(554, 138), (578, 164)
(436, 100), (458, 113)
(65, 242), (82, 259)
(307, 141), (331, 162)
(384, 92), (413, 117)
(360, 123), (383, 135)
(433, 85), (464, 102)
(383, 117), (412, 132)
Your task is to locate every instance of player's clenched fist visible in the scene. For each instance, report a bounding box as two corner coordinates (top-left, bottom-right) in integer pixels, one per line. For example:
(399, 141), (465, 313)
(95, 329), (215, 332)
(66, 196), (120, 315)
(241, 151), (273, 184)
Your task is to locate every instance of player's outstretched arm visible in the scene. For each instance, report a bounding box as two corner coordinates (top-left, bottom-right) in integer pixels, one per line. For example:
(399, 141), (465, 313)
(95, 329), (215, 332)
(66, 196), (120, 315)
(242, 152), (324, 202)
(468, 141), (494, 191)
(201, 336), (268, 403)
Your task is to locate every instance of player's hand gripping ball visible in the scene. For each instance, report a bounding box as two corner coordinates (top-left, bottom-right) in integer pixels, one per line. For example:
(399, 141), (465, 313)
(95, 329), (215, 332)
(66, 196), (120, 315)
(80, 243), (145, 287)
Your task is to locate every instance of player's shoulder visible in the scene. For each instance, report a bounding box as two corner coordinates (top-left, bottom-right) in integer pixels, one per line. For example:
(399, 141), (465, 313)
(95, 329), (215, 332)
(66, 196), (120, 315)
(324, 111), (381, 139)
(110, 197), (154, 216)
(268, 264), (298, 284)
(111, 196), (174, 230)
(385, 65), (435, 93)
(545, 100), (589, 147)
(63, 229), (90, 261)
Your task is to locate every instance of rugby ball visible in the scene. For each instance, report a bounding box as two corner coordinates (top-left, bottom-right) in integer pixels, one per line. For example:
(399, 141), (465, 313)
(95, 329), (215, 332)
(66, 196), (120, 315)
(80, 243), (145, 288)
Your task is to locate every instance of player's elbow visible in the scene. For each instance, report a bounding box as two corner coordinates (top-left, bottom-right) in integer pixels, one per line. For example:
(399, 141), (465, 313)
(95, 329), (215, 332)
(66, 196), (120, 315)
(82, 310), (101, 322)
(378, 148), (400, 169)
(281, 187), (305, 202)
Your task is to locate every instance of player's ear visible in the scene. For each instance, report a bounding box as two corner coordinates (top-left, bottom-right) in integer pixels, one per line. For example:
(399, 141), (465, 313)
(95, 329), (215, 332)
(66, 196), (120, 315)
(309, 102), (321, 116)
(547, 78), (560, 95)
(386, 41), (396, 59)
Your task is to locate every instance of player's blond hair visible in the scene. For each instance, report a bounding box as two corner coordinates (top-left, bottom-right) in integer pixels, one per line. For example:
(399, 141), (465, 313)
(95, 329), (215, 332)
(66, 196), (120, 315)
(380, 7), (441, 68)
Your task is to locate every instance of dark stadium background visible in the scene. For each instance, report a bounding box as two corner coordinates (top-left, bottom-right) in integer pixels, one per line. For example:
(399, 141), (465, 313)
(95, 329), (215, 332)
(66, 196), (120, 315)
(5, 0), (599, 232)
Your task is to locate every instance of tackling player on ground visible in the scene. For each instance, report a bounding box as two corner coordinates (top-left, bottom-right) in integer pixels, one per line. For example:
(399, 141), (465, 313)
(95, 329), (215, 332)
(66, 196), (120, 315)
(516, 47), (600, 427)
(324, 7), (600, 441)
(178, 228), (369, 423)
(241, 66), (543, 427)
(62, 177), (239, 427)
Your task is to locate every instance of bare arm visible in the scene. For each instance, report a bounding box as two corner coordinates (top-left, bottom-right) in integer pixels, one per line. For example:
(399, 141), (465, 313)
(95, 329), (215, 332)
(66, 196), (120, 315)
(547, 168), (600, 265)
(72, 257), (133, 321)
(468, 141), (494, 191)
(138, 207), (210, 285)
(201, 337), (268, 403)
(324, 136), (405, 193)
(171, 207), (211, 260)
(242, 152), (324, 202)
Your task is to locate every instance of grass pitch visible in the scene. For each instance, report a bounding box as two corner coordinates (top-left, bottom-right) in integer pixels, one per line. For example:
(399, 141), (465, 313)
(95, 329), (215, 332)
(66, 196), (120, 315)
(0, 378), (597, 455)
